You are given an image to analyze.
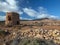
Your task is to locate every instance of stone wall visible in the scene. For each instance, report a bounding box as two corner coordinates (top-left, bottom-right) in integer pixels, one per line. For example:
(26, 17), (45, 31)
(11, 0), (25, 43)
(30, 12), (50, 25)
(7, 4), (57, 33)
(5, 12), (20, 26)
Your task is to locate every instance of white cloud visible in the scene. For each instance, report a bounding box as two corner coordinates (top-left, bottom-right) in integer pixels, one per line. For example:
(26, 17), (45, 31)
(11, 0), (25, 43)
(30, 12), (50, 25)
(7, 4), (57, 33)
(37, 14), (49, 18)
(0, 16), (6, 21)
(23, 7), (58, 19)
(20, 17), (32, 20)
(0, 0), (58, 21)
(0, 0), (23, 14)
(0, 0), (23, 21)
(23, 8), (38, 17)
(6, 0), (17, 6)
(49, 15), (58, 19)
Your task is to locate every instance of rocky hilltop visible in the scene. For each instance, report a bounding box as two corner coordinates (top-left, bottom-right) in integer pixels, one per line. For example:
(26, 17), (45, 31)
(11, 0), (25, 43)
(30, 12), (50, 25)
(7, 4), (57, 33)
(20, 18), (60, 26)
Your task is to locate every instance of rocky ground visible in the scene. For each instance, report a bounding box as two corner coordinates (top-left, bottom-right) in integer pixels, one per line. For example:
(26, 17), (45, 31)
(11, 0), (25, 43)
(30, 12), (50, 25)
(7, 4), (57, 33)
(0, 25), (60, 45)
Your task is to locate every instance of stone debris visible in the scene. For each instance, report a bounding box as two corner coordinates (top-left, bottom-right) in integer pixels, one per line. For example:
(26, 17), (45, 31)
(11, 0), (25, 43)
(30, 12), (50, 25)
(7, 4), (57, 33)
(0, 29), (60, 45)
(19, 29), (60, 44)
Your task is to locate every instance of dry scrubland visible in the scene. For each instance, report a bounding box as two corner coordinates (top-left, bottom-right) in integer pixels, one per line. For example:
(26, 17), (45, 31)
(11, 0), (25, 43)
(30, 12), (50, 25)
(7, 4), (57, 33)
(0, 19), (60, 45)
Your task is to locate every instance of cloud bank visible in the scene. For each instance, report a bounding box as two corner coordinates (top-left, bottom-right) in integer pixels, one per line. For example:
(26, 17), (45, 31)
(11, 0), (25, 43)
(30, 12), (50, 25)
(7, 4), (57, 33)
(23, 7), (58, 19)
(0, 16), (6, 21)
(0, 0), (23, 14)
(0, 0), (59, 21)
(0, 0), (23, 21)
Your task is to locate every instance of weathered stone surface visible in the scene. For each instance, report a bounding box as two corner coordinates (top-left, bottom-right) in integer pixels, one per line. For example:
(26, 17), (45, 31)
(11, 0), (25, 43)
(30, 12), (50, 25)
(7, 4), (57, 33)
(5, 12), (20, 26)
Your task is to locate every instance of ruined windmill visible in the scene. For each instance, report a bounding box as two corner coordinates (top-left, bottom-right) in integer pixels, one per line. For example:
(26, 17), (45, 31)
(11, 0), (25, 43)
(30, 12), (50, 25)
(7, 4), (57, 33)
(5, 12), (20, 26)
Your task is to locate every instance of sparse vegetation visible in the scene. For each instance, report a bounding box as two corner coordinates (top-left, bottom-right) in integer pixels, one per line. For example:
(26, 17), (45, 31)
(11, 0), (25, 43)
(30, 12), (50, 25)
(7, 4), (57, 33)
(0, 30), (10, 37)
(18, 38), (56, 45)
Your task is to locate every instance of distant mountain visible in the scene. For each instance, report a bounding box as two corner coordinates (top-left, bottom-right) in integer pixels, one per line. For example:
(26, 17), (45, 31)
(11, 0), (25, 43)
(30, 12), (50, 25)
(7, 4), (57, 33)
(33, 17), (57, 21)
(20, 17), (59, 21)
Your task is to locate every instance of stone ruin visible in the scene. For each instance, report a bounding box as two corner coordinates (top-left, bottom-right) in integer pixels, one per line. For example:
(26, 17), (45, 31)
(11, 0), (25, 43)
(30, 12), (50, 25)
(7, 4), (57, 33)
(5, 12), (20, 26)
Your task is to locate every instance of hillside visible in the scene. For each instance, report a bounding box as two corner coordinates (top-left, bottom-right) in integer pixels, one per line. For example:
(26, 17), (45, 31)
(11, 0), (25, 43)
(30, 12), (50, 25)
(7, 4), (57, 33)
(0, 18), (60, 45)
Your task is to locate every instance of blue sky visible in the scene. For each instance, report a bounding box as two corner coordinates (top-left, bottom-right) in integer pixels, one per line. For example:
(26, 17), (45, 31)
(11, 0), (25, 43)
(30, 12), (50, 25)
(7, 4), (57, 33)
(0, 0), (60, 21)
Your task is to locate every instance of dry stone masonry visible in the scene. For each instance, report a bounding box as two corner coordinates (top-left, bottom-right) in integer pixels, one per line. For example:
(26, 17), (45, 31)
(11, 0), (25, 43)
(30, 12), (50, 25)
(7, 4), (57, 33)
(5, 12), (20, 26)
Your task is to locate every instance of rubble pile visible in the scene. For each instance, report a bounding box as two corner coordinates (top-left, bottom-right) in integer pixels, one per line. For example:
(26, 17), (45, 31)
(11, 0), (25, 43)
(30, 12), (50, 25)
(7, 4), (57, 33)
(19, 29), (60, 44)
(0, 29), (60, 45)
